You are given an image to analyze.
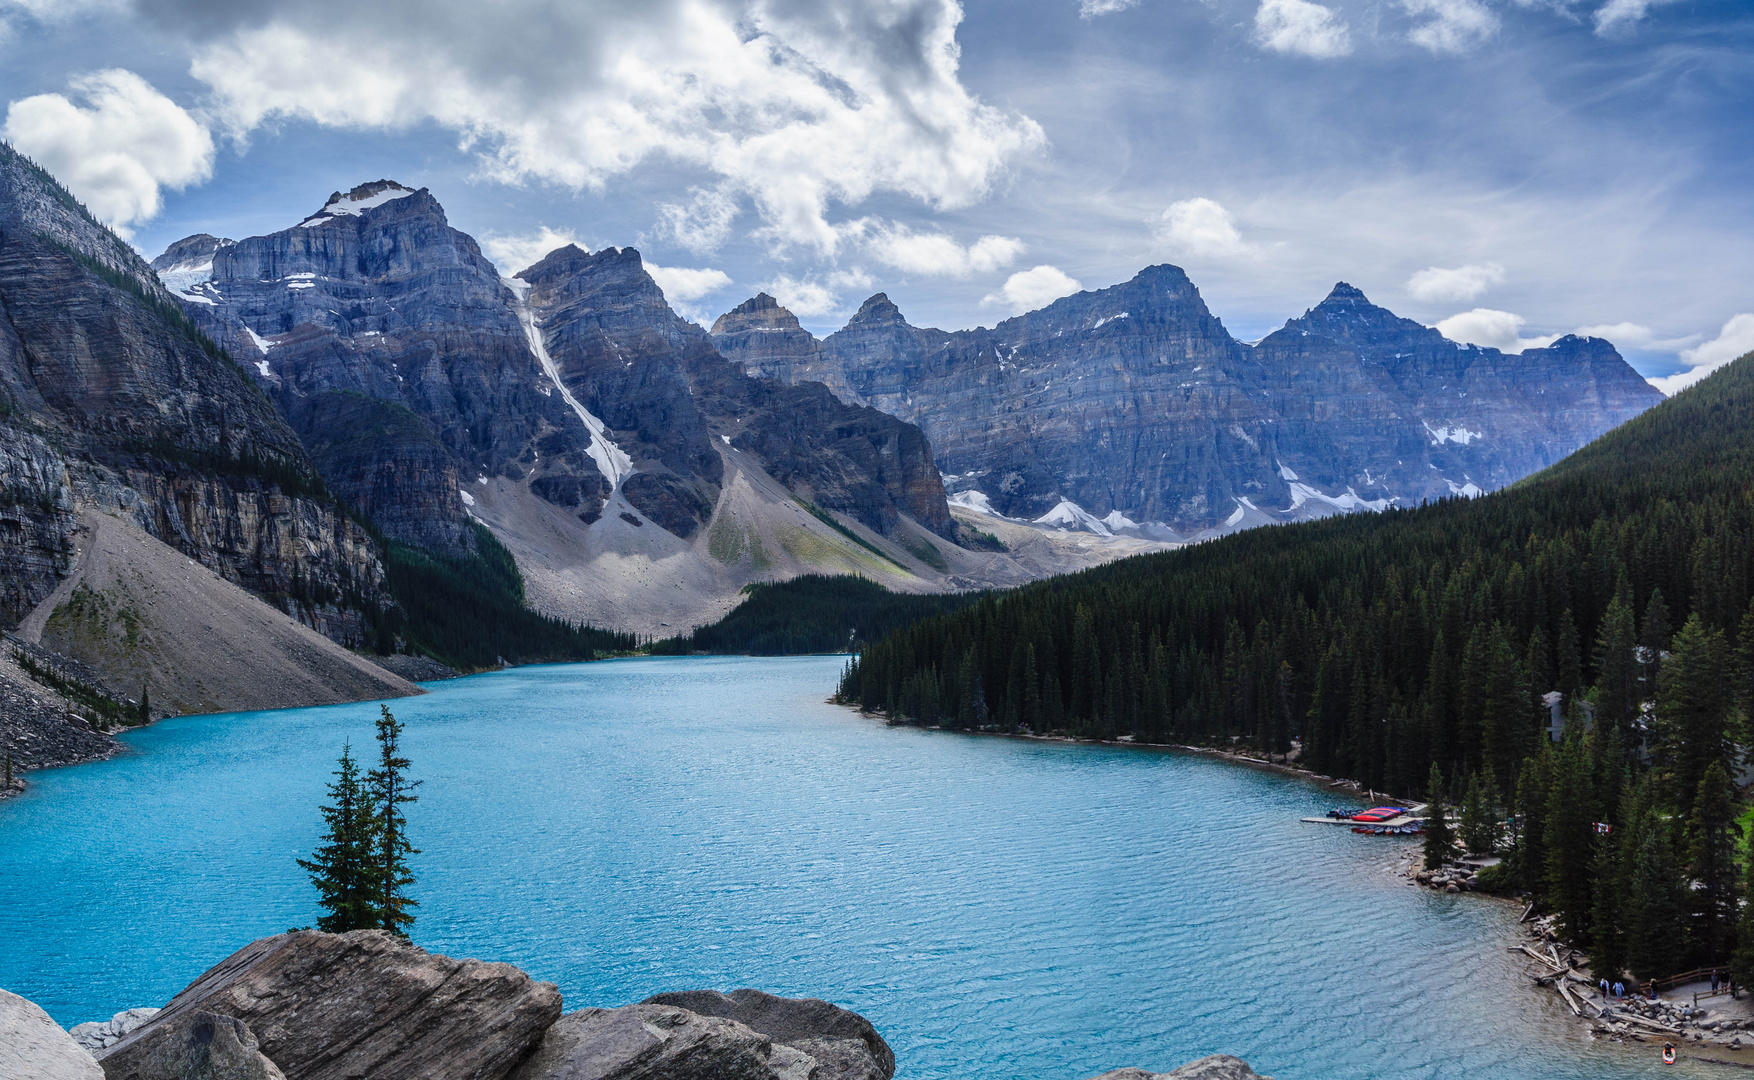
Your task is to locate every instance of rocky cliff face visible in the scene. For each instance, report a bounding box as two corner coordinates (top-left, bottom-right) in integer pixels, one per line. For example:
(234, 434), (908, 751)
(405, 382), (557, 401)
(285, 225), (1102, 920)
(0, 144), (385, 644)
(156, 188), (956, 627)
(713, 270), (1662, 536)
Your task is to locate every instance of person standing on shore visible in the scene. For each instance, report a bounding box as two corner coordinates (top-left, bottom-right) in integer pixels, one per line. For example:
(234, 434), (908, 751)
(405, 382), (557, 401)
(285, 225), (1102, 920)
(1601, 978), (1610, 998)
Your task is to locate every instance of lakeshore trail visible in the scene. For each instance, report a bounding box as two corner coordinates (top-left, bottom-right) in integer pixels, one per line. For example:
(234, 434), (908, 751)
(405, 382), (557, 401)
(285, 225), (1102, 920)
(0, 656), (1707, 1079)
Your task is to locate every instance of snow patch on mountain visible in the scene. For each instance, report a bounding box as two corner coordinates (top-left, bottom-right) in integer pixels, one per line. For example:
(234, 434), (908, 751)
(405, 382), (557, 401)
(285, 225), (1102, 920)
(506, 276), (634, 489)
(1424, 420), (1482, 446)
(1036, 499), (1113, 536)
(949, 489), (1003, 517)
(1446, 478), (1484, 498)
(1285, 482), (1391, 514)
(300, 181), (417, 228)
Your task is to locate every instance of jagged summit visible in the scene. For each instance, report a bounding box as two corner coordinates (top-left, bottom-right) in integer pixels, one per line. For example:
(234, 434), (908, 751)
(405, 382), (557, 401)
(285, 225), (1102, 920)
(710, 292), (807, 337)
(299, 180), (421, 227)
(849, 293), (907, 326)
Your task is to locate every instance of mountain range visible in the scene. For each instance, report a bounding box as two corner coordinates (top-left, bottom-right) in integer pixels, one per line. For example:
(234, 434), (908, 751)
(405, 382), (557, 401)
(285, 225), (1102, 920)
(0, 149), (1667, 748)
(711, 270), (1662, 540)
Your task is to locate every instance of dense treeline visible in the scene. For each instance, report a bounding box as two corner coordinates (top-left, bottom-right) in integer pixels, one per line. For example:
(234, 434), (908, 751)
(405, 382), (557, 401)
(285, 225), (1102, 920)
(653, 574), (978, 655)
(841, 352), (1754, 985)
(374, 522), (636, 670)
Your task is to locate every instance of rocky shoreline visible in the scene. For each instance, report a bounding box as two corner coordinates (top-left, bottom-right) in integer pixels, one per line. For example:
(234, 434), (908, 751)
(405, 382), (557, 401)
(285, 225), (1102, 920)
(1, 929), (1273, 1080)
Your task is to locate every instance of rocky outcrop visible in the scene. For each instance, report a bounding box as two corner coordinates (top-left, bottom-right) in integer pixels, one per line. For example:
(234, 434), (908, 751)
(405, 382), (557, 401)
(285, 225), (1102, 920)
(642, 989), (893, 1080)
(1088, 1056), (1272, 1080)
(100, 930), (562, 1080)
(508, 1004), (807, 1080)
(1, 986), (102, 1080)
(712, 271), (1661, 536)
(100, 1011), (285, 1080)
(70, 1008), (160, 1055)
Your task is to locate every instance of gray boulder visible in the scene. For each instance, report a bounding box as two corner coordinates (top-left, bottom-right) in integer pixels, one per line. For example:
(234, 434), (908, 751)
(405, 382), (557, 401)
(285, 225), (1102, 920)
(71, 1007), (161, 1054)
(98, 930), (561, 1080)
(0, 987), (102, 1080)
(1089, 1055), (1272, 1080)
(99, 1011), (284, 1080)
(642, 989), (894, 1080)
(507, 1003), (808, 1080)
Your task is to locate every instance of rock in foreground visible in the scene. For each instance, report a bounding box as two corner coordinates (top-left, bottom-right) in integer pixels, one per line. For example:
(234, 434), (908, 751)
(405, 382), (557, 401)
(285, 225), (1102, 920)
(509, 1003), (804, 1080)
(100, 1011), (284, 1080)
(1090, 1055), (1273, 1080)
(98, 930), (562, 1080)
(642, 989), (894, 1080)
(0, 987), (101, 1080)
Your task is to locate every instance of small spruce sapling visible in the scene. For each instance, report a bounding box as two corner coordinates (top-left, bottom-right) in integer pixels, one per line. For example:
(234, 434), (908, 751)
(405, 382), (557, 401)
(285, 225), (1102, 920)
(297, 742), (379, 932)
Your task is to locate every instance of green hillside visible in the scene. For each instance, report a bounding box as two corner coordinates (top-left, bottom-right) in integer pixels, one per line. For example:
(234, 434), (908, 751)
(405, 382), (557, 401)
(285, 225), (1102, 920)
(840, 351), (1754, 981)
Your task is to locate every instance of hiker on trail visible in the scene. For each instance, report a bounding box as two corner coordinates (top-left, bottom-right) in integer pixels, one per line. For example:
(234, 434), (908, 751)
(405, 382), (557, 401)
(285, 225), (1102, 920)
(1712, 970), (1720, 992)
(1601, 978), (1610, 998)
(1615, 981), (1625, 999)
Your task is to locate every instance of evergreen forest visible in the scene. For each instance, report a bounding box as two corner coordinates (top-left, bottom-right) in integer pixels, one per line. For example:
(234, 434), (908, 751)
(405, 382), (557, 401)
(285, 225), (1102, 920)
(651, 574), (977, 656)
(838, 351), (1754, 987)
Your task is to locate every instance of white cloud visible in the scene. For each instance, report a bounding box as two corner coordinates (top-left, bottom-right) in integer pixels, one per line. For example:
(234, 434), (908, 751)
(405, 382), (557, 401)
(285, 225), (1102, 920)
(481, 226), (587, 276)
(1155, 198), (1250, 259)
(1572, 322), (1704, 354)
(1593, 0), (1680, 33)
(1079, 0), (1140, 16)
(982, 265), (1084, 314)
(1646, 314), (1754, 396)
(1407, 262), (1505, 303)
(1403, 0), (1500, 52)
(1435, 308), (1559, 353)
(653, 186), (740, 255)
(644, 261), (733, 323)
(1254, 0), (1352, 58)
(862, 223), (1024, 277)
(764, 273), (846, 319)
(183, 0), (1044, 256)
(3, 69), (213, 237)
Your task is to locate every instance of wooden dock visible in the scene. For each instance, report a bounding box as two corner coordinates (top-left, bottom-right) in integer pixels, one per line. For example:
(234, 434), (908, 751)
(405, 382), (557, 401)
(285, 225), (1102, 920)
(1300, 804), (1428, 828)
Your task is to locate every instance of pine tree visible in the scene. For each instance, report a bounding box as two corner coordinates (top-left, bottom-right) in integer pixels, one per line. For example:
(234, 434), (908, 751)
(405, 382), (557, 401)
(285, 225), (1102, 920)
(1594, 588), (1639, 746)
(1625, 806), (1686, 982)
(367, 705), (421, 938)
(1656, 613), (1732, 818)
(138, 683), (150, 725)
(1731, 818), (1754, 989)
(1423, 763), (1455, 870)
(1588, 776), (1632, 983)
(1544, 732), (1598, 946)
(1687, 760), (1741, 965)
(1459, 768), (1499, 854)
(297, 742), (381, 932)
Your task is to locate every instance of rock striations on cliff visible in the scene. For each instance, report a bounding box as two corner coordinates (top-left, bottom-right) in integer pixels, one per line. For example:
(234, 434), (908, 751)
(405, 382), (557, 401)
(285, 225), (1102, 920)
(711, 269), (1662, 539)
(0, 144), (416, 724)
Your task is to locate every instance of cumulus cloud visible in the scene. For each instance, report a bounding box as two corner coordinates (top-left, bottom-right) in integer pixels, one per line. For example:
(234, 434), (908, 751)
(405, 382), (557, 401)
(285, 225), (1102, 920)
(982, 265), (1084, 314)
(763, 273), (843, 319)
(1403, 0), (1500, 52)
(1079, 0), (1140, 16)
(481, 226), (588, 276)
(653, 186), (739, 255)
(644, 261), (733, 323)
(862, 223), (1024, 277)
(1155, 198), (1250, 259)
(1435, 308), (1559, 353)
(1646, 314), (1754, 396)
(1593, 0), (1680, 33)
(176, 0), (1044, 256)
(3, 69), (213, 236)
(1407, 262), (1505, 303)
(1254, 0), (1352, 58)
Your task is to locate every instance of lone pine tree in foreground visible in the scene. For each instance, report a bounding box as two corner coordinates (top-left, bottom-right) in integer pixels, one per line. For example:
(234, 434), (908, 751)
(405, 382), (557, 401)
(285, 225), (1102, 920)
(301, 706), (421, 936)
(297, 742), (379, 932)
(368, 704), (421, 938)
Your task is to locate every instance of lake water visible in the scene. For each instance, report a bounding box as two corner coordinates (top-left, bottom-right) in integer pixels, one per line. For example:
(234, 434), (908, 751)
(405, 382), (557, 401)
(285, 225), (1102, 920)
(0, 656), (1689, 1079)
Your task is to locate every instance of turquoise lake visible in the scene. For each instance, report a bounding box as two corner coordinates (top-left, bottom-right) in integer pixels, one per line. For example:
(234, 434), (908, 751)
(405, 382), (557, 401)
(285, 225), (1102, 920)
(0, 656), (1688, 1079)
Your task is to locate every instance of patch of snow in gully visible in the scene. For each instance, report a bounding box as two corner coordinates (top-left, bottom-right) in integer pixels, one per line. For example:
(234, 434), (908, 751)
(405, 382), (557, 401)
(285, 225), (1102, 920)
(506, 277), (633, 489)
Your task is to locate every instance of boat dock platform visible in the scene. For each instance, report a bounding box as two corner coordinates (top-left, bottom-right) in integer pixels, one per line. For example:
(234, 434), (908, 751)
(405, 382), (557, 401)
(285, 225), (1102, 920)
(1301, 804), (1428, 828)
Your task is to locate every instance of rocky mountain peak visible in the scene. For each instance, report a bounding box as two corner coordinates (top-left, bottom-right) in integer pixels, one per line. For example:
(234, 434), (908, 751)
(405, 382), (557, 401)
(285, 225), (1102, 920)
(710, 292), (806, 337)
(149, 233), (233, 271)
(849, 293), (908, 327)
(301, 180), (420, 224)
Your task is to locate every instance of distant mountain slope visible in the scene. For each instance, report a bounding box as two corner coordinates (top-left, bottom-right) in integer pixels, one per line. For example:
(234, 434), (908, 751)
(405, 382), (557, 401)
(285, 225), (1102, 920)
(157, 184), (1160, 635)
(839, 346), (1754, 800)
(711, 271), (1661, 538)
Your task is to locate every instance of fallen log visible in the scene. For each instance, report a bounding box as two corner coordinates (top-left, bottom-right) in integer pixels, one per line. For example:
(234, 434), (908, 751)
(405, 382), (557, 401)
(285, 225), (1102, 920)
(1520, 902), (1536, 923)
(1613, 1012), (1682, 1035)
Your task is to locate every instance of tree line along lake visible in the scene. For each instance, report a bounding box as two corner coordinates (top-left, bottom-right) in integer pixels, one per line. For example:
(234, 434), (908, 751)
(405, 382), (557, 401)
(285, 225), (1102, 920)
(0, 656), (1692, 1079)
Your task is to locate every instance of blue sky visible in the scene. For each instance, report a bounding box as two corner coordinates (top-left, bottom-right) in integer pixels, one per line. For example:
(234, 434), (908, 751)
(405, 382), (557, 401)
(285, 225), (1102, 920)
(1, 0), (1750, 390)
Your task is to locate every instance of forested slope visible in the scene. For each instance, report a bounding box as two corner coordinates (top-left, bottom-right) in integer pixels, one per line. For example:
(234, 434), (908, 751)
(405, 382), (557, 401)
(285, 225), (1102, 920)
(840, 352), (1754, 981)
